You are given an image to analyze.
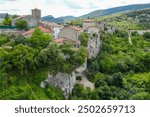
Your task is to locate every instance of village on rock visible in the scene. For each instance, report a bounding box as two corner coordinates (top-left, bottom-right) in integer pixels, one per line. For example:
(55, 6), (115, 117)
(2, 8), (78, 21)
(0, 4), (150, 100)
(0, 8), (108, 98)
(0, 8), (109, 59)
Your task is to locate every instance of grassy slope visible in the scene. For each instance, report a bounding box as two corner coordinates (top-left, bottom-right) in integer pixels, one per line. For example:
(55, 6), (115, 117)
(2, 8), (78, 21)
(96, 9), (150, 30)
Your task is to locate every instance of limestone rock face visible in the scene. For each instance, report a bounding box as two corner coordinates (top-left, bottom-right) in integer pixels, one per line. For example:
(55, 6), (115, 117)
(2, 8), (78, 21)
(87, 34), (101, 59)
(41, 72), (76, 99)
(107, 26), (116, 34)
(40, 27), (102, 99)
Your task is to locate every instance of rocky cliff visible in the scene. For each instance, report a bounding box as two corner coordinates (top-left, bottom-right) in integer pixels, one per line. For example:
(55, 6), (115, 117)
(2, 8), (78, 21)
(41, 72), (76, 99)
(41, 33), (101, 99)
(40, 58), (89, 99)
(87, 32), (101, 59)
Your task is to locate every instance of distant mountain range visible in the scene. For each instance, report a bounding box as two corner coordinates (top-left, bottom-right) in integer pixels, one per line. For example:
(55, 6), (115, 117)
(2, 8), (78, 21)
(41, 15), (76, 23)
(41, 3), (150, 23)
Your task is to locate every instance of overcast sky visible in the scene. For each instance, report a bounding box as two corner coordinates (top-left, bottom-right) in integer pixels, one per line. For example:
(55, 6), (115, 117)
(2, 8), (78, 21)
(0, 0), (149, 17)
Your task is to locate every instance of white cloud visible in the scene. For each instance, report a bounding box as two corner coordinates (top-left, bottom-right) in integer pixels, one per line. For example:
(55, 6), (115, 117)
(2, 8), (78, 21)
(0, 0), (149, 17)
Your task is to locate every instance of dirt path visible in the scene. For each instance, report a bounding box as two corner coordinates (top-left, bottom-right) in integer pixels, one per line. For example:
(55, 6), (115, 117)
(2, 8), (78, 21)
(128, 31), (132, 45)
(77, 75), (94, 90)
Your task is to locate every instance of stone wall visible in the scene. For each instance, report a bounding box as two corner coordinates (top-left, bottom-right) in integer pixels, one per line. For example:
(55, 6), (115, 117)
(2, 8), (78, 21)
(83, 22), (96, 31)
(0, 29), (24, 36)
(60, 27), (81, 41)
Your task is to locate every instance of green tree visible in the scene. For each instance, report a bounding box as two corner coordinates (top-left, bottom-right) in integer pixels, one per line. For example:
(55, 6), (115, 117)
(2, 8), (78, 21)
(112, 72), (124, 88)
(143, 32), (150, 39)
(15, 19), (28, 30)
(10, 44), (36, 74)
(145, 77), (150, 93)
(0, 48), (9, 67)
(72, 84), (89, 99)
(130, 92), (150, 100)
(46, 85), (64, 100)
(37, 42), (65, 72)
(27, 28), (53, 49)
(74, 47), (87, 66)
(14, 36), (26, 45)
(79, 32), (89, 47)
(142, 52), (150, 69)
(11, 14), (19, 19)
(91, 61), (100, 71)
(0, 35), (9, 46)
(95, 79), (107, 88)
(2, 13), (12, 26)
(97, 85), (112, 100)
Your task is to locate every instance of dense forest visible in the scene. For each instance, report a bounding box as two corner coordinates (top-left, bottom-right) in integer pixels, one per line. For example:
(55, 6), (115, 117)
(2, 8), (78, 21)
(71, 30), (150, 100)
(70, 9), (150, 100)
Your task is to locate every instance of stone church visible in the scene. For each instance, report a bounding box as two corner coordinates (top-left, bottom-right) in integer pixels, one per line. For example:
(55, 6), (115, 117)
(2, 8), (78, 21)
(12, 8), (41, 27)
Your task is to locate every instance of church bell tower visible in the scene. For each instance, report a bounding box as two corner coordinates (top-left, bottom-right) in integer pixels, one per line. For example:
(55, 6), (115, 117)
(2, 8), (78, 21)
(31, 8), (41, 20)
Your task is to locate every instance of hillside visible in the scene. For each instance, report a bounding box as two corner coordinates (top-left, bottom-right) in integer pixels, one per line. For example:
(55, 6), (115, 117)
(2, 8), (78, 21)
(97, 9), (150, 30)
(41, 3), (150, 23)
(80, 3), (150, 19)
(41, 15), (76, 23)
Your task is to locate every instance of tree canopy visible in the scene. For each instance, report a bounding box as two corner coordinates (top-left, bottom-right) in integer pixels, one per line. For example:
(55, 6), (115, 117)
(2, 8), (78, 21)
(15, 19), (28, 30)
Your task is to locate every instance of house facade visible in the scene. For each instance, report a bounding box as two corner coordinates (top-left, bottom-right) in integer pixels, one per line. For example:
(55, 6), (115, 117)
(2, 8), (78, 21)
(60, 26), (83, 41)
(39, 21), (63, 38)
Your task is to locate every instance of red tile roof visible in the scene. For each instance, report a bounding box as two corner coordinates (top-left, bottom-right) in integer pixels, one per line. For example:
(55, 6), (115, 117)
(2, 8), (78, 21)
(22, 26), (53, 36)
(69, 26), (82, 31)
(38, 26), (53, 33)
(62, 26), (82, 31)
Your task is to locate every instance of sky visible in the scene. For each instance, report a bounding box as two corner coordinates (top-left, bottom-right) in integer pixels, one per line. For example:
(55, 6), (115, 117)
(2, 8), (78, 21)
(0, 0), (149, 17)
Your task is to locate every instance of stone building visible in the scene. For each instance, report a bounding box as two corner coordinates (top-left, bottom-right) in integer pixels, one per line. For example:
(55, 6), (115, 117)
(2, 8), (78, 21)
(31, 8), (41, 20)
(12, 8), (41, 27)
(39, 21), (63, 38)
(83, 20), (96, 31)
(60, 26), (83, 41)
